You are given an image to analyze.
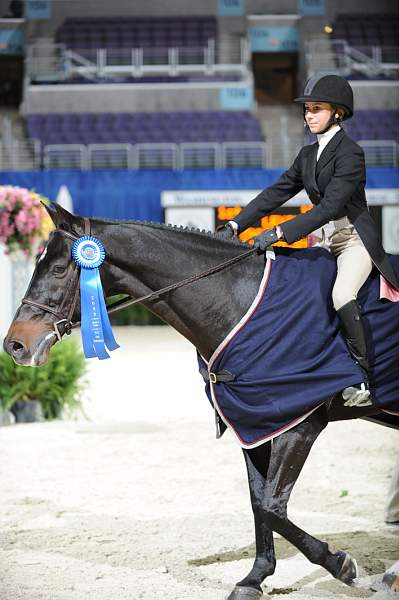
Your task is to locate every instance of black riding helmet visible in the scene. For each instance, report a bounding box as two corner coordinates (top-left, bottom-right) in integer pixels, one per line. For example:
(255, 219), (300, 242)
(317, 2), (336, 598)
(294, 74), (354, 120)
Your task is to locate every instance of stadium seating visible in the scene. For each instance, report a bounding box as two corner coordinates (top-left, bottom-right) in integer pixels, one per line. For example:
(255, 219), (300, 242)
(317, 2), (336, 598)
(25, 110), (265, 169)
(25, 111), (262, 146)
(345, 110), (399, 142)
(331, 13), (399, 48)
(56, 16), (217, 50)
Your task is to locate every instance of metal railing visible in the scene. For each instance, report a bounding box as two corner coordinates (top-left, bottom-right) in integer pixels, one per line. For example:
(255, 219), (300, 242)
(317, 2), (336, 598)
(2, 139), (397, 170)
(43, 144), (88, 170)
(0, 139), (41, 170)
(180, 143), (222, 169)
(222, 142), (269, 169)
(39, 141), (269, 170)
(88, 143), (132, 169)
(305, 37), (399, 79)
(135, 143), (179, 170)
(358, 140), (397, 167)
(27, 39), (249, 83)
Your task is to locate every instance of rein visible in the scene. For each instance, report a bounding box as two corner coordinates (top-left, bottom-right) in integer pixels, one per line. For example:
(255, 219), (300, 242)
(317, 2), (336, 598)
(22, 219), (258, 340)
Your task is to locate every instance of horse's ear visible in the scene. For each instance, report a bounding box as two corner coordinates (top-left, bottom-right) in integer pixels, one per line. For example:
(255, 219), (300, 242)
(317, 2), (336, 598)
(41, 201), (58, 224)
(42, 201), (76, 230)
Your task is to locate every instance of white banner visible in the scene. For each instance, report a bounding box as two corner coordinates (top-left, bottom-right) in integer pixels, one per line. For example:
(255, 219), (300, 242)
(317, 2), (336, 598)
(164, 207), (214, 231)
(161, 188), (399, 208)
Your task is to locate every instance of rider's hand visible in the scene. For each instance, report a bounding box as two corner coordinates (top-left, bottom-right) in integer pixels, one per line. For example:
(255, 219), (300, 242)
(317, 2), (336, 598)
(252, 227), (282, 252)
(215, 223), (235, 241)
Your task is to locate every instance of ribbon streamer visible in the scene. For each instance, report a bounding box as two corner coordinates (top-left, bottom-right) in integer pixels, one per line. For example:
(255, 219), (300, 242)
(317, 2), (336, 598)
(72, 236), (119, 360)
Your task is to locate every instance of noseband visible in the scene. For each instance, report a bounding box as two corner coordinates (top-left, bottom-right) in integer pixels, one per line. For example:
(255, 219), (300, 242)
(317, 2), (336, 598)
(20, 217), (259, 343)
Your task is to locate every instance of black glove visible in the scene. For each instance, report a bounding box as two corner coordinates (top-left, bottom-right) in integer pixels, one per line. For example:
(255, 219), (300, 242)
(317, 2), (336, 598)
(252, 228), (280, 252)
(215, 223), (235, 241)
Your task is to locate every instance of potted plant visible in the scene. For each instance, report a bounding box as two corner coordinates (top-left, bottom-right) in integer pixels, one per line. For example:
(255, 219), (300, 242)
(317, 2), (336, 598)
(0, 339), (87, 424)
(0, 185), (54, 312)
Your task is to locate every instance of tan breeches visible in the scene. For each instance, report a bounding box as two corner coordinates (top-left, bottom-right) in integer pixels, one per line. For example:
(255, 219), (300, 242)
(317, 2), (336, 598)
(327, 227), (373, 311)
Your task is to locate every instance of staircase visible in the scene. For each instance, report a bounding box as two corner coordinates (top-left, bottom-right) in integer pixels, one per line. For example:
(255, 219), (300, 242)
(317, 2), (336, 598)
(0, 108), (39, 170)
(255, 105), (304, 168)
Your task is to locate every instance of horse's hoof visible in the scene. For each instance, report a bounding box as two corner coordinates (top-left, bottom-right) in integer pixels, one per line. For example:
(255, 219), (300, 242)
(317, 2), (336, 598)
(382, 561), (399, 592)
(335, 551), (359, 585)
(226, 586), (263, 599)
(382, 572), (399, 592)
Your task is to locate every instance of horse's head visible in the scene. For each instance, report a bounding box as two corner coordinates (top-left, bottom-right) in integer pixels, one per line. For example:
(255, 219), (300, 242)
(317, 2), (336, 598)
(3, 203), (85, 366)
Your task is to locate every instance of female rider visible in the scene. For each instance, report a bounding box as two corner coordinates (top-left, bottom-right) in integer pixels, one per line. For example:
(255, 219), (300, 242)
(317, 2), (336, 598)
(219, 74), (399, 407)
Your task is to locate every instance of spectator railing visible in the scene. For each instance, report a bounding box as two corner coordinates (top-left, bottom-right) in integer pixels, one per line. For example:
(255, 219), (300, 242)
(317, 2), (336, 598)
(0, 139), (41, 170)
(180, 143), (222, 169)
(3, 140), (397, 170)
(88, 143), (132, 169)
(221, 142), (269, 169)
(135, 143), (179, 170)
(43, 144), (88, 170)
(39, 141), (268, 170)
(27, 39), (249, 83)
(358, 140), (397, 167)
(305, 37), (399, 79)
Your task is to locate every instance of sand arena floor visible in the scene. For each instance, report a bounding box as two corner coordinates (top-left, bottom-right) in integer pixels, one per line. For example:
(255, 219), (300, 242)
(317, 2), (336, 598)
(0, 326), (398, 599)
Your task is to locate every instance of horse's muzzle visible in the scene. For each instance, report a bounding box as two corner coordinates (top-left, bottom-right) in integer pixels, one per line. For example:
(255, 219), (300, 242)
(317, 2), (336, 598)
(3, 321), (56, 366)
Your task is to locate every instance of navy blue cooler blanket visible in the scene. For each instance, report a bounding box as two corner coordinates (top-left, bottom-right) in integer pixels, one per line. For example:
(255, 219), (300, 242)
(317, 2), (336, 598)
(198, 247), (399, 449)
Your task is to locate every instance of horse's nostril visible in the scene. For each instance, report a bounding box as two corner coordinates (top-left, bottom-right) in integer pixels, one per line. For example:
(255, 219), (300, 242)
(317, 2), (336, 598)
(9, 340), (24, 356)
(11, 341), (24, 353)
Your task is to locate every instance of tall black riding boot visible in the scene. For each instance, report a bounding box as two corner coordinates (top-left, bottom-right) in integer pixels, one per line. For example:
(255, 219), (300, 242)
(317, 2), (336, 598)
(337, 299), (372, 407)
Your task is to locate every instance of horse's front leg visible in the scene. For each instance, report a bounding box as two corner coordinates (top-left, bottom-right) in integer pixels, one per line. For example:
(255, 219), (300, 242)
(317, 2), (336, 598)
(227, 442), (275, 600)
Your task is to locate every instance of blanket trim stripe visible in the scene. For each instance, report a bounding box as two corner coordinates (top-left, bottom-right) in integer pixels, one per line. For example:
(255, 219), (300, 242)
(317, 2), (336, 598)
(383, 409), (399, 416)
(208, 256), (273, 367)
(202, 255), (324, 449)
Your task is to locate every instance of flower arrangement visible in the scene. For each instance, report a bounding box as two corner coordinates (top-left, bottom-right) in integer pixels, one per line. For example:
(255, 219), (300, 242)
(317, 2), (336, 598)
(0, 186), (53, 258)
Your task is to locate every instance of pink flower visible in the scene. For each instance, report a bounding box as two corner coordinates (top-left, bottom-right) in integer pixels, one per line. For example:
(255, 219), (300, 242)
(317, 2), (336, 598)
(0, 186), (50, 257)
(0, 211), (15, 240)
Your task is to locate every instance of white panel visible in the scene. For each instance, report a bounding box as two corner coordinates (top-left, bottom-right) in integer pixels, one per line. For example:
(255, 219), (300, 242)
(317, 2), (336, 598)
(164, 207), (215, 231)
(382, 206), (399, 254)
(0, 245), (12, 339)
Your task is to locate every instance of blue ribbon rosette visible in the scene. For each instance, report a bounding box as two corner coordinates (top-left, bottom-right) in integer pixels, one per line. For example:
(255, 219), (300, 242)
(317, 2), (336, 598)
(72, 236), (119, 360)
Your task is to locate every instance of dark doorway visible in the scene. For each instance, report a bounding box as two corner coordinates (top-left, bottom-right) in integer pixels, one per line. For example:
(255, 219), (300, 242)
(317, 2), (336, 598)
(0, 55), (23, 106)
(252, 53), (297, 105)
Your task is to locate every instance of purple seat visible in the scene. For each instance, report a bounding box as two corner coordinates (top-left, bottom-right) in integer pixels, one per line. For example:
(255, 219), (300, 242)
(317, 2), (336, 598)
(56, 15), (218, 52)
(26, 110), (266, 148)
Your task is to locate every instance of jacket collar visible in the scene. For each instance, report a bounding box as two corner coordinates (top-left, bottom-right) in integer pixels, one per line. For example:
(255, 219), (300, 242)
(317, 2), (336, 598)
(305, 142), (319, 198)
(316, 128), (345, 176)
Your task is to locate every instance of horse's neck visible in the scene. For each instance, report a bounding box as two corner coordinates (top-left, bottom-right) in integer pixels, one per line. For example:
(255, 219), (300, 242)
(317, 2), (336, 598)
(95, 221), (263, 360)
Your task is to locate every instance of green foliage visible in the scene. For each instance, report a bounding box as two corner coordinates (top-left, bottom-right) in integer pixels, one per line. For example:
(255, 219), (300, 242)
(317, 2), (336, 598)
(108, 295), (165, 326)
(0, 339), (87, 419)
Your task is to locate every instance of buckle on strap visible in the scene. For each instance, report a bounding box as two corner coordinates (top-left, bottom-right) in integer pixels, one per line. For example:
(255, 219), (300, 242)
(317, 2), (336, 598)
(53, 319), (72, 341)
(200, 368), (236, 384)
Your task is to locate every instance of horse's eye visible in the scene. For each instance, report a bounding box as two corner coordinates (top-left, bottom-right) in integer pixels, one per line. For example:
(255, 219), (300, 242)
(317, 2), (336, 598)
(53, 265), (67, 276)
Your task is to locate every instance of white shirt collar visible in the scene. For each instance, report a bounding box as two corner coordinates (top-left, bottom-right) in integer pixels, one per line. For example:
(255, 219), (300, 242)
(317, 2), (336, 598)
(316, 125), (341, 160)
(317, 125), (341, 147)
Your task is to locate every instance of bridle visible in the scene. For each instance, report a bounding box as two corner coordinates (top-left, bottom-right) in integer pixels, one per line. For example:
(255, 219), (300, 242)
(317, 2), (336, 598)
(21, 217), (259, 343)
(21, 220), (90, 342)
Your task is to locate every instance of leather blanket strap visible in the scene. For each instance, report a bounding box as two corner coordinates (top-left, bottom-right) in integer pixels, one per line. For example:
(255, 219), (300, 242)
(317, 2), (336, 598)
(199, 368), (236, 384)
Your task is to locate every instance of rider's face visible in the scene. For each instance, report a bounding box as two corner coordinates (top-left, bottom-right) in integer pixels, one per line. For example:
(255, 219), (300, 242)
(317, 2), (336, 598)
(304, 102), (334, 134)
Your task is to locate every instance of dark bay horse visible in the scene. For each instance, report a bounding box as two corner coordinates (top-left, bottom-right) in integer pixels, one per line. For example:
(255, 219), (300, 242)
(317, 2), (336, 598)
(3, 203), (397, 599)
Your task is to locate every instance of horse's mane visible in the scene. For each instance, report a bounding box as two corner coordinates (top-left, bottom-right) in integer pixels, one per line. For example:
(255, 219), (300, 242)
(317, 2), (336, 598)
(92, 216), (249, 248)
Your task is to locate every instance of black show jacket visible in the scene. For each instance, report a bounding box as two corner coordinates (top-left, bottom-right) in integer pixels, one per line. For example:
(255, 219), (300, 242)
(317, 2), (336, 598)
(234, 128), (399, 290)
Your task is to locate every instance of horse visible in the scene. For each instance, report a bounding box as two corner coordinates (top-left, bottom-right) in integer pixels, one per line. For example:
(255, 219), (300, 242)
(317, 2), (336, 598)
(4, 203), (399, 600)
